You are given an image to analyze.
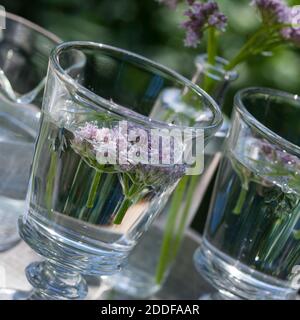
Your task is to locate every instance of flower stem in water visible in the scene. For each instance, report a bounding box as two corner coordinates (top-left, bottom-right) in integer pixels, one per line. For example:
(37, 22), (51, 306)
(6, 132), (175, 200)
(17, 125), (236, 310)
(173, 175), (199, 257)
(86, 171), (102, 208)
(113, 182), (141, 225)
(233, 186), (248, 215)
(113, 198), (132, 225)
(45, 151), (58, 213)
(155, 176), (188, 284)
(63, 159), (83, 215)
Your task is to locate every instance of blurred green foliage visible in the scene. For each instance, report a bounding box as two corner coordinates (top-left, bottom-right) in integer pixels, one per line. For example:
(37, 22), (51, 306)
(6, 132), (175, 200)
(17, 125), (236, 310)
(3, 0), (300, 114)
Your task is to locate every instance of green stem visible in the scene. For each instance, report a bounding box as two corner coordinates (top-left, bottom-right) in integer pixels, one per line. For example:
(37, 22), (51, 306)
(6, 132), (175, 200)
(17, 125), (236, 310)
(225, 24), (284, 71)
(207, 27), (217, 66)
(155, 176), (188, 284)
(88, 174), (115, 224)
(203, 27), (217, 93)
(63, 159), (83, 214)
(182, 29), (217, 106)
(225, 31), (262, 70)
(172, 175), (199, 257)
(86, 171), (102, 208)
(258, 196), (300, 265)
(233, 186), (248, 215)
(113, 198), (133, 225)
(45, 151), (58, 213)
(113, 182), (141, 225)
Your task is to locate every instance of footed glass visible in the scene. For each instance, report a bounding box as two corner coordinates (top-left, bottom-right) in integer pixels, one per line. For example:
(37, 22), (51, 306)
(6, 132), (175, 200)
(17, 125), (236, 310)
(106, 54), (236, 298)
(0, 12), (60, 252)
(194, 88), (300, 300)
(19, 41), (222, 300)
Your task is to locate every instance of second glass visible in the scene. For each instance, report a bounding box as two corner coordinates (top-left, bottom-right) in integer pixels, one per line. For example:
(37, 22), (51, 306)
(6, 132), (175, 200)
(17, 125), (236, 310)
(194, 87), (300, 300)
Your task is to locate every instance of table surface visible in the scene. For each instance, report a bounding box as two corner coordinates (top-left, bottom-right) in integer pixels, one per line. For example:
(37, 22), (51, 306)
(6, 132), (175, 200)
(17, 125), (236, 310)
(0, 229), (215, 300)
(1, 229), (299, 300)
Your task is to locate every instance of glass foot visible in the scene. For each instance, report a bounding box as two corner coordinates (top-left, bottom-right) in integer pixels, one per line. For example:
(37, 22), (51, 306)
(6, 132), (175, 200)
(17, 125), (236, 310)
(199, 290), (241, 300)
(26, 261), (88, 300)
(194, 239), (298, 300)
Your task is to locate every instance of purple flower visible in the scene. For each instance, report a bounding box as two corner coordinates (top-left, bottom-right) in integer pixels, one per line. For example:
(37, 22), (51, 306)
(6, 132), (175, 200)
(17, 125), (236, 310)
(258, 139), (300, 169)
(72, 121), (187, 184)
(181, 1), (227, 48)
(251, 0), (290, 24)
(73, 122), (98, 144)
(252, 0), (300, 46)
(281, 25), (300, 46)
(208, 12), (227, 30)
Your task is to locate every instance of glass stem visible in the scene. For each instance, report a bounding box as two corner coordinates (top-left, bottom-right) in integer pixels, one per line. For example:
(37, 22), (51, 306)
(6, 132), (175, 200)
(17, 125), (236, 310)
(155, 176), (188, 284)
(86, 171), (102, 208)
(233, 186), (248, 215)
(26, 260), (88, 300)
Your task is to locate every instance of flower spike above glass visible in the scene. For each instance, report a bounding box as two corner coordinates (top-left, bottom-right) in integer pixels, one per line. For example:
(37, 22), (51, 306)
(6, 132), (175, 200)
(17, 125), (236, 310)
(160, 0), (300, 92)
(17, 41), (222, 300)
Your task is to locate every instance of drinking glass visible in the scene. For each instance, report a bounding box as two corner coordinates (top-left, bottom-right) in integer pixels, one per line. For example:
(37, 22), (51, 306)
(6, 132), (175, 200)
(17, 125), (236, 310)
(18, 41), (222, 300)
(0, 12), (60, 252)
(194, 87), (300, 300)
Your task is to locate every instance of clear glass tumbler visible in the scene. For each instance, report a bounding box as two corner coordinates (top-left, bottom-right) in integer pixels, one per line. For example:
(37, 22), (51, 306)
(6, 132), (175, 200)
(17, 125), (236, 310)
(18, 41), (223, 300)
(194, 87), (300, 300)
(0, 12), (60, 251)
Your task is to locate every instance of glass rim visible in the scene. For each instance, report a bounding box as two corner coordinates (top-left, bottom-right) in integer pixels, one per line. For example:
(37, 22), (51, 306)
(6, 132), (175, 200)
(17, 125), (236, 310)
(195, 54), (238, 82)
(3, 11), (62, 44)
(50, 41), (223, 132)
(235, 87), (300, 156)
